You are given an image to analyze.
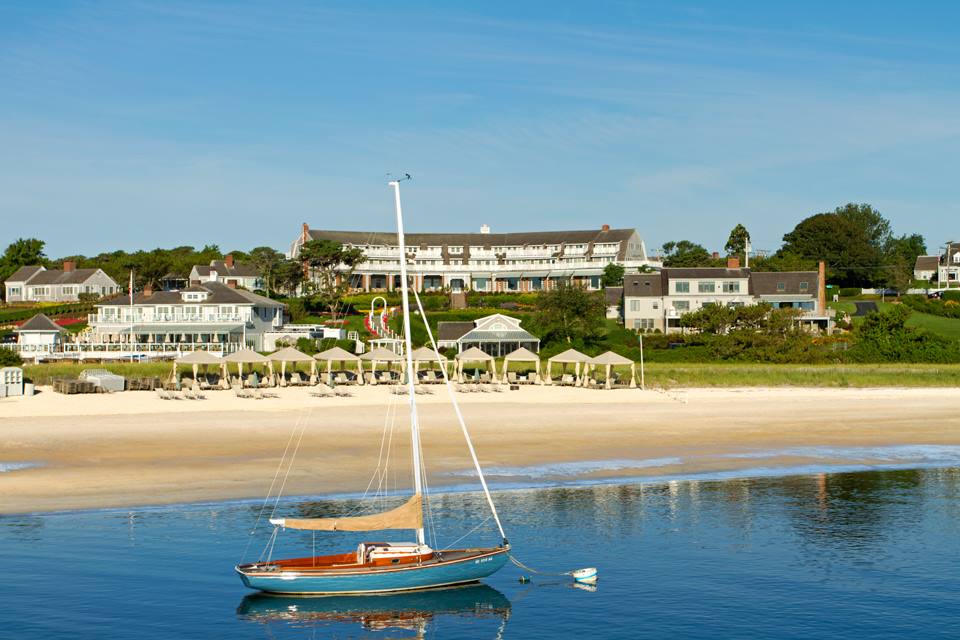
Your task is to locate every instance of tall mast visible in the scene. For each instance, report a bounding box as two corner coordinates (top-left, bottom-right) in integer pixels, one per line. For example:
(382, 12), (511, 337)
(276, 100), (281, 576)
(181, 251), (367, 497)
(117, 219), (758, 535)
(389, 178), (426, 546)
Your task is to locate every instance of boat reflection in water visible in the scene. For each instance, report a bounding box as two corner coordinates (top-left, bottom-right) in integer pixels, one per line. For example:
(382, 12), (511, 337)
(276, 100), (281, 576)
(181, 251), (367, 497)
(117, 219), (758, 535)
(237, 583), (511, 637)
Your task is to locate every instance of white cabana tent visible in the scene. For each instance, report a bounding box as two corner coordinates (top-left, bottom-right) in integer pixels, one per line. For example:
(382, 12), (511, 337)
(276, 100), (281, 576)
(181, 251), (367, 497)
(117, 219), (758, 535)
(315, 346), (364, 385)
(455, 346), (497, 383)
(360, 347), (404, 384)
(501, 347), (542, 384)
(269, 346), (318, 386)
(586, 351), (637, 389)
(174, 350), (224, 390)
(223, 349), (272, 387)
(545, 348), (590, 386)
(409, 346), (449, 383)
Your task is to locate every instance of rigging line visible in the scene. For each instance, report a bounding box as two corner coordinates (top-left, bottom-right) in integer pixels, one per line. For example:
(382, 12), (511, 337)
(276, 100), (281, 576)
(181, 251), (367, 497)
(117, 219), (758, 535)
(269, 406), (315, 520)
(241, 408), (308, 563)
(441, 515), (493, 551)
(412, 287), (508, 542)
(508, 554), (575, 578)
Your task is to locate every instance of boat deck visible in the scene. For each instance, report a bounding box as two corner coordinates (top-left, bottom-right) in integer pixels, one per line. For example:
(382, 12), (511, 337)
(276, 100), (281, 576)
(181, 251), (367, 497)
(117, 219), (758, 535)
(238, 547), (504, 576)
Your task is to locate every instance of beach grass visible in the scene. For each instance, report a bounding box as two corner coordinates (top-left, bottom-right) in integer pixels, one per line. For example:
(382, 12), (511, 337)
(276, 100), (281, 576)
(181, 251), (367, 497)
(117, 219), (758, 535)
(644, 363), (960, 388)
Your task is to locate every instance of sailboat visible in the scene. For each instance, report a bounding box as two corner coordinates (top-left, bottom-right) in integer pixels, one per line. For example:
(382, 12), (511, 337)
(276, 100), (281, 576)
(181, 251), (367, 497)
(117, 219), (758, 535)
(235, 178), (510, 595)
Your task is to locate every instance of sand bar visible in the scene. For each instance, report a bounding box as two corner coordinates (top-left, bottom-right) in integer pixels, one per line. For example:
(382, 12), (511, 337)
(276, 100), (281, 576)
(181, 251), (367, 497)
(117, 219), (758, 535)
(2, 385), (959, 514)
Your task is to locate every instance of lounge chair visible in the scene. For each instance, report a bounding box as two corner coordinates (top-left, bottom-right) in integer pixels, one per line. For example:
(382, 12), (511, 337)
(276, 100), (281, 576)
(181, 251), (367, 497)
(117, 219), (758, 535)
(507, 372), (518, 384)
(560, 374), (575, 386)
(334, 387), (352, 397)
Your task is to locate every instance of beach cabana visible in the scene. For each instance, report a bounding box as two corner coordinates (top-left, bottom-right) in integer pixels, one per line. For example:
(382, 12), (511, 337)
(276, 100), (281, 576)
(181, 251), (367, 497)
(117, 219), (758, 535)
(315, 346), (364, 385)
(501, 347), (542, 385)
(360, 347), (403, 384)
(224, 349), (272, 387)
(455, 347), (497, 383)
(587, 351), (637, 389)
(546, 348), (590, 386)
(174, 350), (224, 390)
(410, 346), (449, 384)
(269, 346), (318, 386)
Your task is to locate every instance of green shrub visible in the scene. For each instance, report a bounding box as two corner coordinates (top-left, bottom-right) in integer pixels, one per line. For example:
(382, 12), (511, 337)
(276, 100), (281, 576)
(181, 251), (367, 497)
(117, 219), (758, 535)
(838, 287), (862, 297)
(0, 348), (22, 367)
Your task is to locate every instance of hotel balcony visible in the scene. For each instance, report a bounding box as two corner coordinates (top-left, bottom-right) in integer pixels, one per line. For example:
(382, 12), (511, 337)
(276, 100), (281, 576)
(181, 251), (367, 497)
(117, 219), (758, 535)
(89, 313), (249, 325)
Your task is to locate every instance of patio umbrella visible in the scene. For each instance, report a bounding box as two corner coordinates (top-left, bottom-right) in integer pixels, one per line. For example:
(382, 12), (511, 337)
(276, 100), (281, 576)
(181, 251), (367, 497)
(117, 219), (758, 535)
(545, 348), (589, 386)
(315, 346), (364, 385)
(269, 346), (317, 385)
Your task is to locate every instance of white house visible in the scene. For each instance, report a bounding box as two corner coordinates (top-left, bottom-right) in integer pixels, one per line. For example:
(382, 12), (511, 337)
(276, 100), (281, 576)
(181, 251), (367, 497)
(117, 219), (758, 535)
(437, 313), (540, 356)
(14, 314), (65, 355)
(622, 260), (829, 333)
(914, 255), (940, 282)
(86, 281), (285, 352)
(189, 255), (263, 291)
(4, 262), (118, 303)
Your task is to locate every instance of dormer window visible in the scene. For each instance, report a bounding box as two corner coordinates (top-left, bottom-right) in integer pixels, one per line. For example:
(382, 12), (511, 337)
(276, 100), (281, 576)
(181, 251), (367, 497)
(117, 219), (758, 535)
(182, 291), (208, 302)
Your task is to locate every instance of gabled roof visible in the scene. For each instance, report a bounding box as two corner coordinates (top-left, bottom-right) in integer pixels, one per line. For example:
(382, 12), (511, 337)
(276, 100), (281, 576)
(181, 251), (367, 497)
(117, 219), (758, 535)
(194, 261), (260, 279)
(15, 313), (63, 332)
(548, 348), (589, 363)
(437, 321), (475, 341)
(604, 286), (623, 305)
(455, 346), (494, 361)
(97, 281), (284, 308)
(306, 228), (638, 249)
(268, 346), (314, 362)
(503, 347), (540, 362)
(914, 255), (940, 271)
(5, 265), (44, 283)
(360, 347), (403, 361)
(315, 346), (362, 362)
(589, 351), (633, 365)
(623, 273), (665, 297)
(176, 351), (224, 364)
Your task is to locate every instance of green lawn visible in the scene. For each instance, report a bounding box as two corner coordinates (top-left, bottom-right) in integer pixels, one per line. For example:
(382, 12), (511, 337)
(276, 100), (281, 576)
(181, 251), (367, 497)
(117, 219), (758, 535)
(873, 302), (960, 340)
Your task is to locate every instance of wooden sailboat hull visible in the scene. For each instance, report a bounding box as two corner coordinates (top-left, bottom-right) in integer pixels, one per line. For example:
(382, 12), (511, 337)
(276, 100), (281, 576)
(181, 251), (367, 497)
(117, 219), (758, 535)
(236, 547), (510, 595)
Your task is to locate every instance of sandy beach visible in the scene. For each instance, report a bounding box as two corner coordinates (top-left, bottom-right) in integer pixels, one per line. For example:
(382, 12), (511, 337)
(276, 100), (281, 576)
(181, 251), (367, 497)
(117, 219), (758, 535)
(2, 384), (959, 515)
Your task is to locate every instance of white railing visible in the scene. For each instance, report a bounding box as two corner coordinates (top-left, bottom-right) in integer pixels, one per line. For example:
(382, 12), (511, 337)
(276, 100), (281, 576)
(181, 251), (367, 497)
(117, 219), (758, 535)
(90, 313), (248, 324)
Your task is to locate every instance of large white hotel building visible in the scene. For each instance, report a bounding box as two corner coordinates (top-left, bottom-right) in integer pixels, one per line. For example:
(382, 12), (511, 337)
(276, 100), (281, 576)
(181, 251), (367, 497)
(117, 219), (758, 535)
(290, 223), (655, 293)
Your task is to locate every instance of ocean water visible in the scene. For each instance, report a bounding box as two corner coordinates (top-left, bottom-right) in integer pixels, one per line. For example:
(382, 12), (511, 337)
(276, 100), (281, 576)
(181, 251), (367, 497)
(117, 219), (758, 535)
(2, 468), (959, 638)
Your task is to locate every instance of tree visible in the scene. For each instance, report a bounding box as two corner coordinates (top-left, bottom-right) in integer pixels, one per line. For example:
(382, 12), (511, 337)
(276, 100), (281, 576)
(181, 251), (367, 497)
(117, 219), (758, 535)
(299, 239), (366, 320)
(0, 238), (47, 286)
(274, 259), (306, 296)
(0, 348), (23, 367)
(661, 240), (712, 267)
(533, 282), (606, 344)
(601, 263), (625, 287)
(724, 224), (751, 257)
(884, 233), (927, 290)
(249, 246), (284, 295)
(779, 212), (880, 286)
(680, 303), (738, 334)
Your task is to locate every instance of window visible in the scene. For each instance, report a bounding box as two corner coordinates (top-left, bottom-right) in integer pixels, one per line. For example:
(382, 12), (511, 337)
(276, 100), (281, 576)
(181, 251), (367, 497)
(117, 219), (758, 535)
(629, 300), (642, 312)
(675, 282), (690, 293)
(9, 287), (21, 296)
(722, 281), (740, 293)
(633, 318), (654, 330)
(652, 300), (660, 310)
(698, 282), (715, 293)
(799, 281), (809, 291)
(449, 246), (463, 254)
(673, 300), (690, 311)
(776, 282), (786, 291)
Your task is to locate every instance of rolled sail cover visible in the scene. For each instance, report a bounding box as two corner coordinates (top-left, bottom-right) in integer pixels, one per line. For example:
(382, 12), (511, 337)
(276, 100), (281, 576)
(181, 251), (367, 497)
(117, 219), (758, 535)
(274, 495), (423, 531)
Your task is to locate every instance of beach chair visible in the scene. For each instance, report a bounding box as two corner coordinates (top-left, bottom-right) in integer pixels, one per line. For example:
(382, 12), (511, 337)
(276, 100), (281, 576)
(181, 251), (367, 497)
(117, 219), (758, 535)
(183, 389), (196, 400)
(334, 387), (352, 397)
(423, 370), (438, 384)
(155, 388), (169, 400)
(560, 374), (575, 386)
(491, 383), (504, 392)
(507, 372), (518, 384)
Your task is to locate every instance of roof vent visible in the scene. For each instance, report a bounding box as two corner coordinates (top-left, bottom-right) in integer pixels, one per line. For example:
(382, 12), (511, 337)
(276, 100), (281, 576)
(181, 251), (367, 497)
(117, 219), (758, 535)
(480, 224), (490, 234)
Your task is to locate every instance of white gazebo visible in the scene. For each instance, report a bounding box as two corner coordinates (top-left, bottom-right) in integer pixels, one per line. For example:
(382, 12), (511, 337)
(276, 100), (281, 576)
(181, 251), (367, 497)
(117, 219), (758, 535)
(455, 346), (497, 383)
(269, 346), (318, 386)
(314, 346), (364, 385)
(501, 346), (542, 385)
(223, 348), (271, 387)
(586, 351), (637, 389)
(174, 350), (224, 390)
(360, 346), (404, 384)
(409, 346), (449, 383)
(545, 348), (590, 386)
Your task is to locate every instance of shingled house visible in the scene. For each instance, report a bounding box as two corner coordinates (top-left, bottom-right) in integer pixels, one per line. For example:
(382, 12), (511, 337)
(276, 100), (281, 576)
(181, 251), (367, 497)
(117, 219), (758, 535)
(3, 262), (118, 303)
(189, 255), (263, 290)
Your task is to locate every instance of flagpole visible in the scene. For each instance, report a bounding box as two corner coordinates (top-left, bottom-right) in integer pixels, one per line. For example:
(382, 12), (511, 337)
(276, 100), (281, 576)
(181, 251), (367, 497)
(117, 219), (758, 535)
(129, 270), (135, 363)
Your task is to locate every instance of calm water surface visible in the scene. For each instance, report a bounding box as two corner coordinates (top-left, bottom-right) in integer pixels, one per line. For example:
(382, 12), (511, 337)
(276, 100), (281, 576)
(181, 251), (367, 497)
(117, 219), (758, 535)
(2, 468), (959, 638)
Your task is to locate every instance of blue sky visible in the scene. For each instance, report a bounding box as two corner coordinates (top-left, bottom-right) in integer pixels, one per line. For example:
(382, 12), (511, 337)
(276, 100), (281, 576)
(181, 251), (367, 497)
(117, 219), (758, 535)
(1, 1), (958, 258)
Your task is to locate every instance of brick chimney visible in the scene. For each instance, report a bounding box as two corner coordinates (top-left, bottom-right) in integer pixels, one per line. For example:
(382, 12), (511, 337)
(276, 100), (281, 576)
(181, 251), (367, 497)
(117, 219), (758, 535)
(143, 283), (153, 297)
(711, 251), (720, 260)
(302, 222), (310, 242)
(63, 260), (76, 273)
(727, 256), (740, 269)
(818, 260), (826, 312)
(225, 254), (234, 268)
(227, 280), (237, 289)
(601, 224), (610, 232)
